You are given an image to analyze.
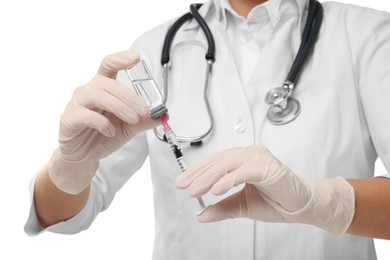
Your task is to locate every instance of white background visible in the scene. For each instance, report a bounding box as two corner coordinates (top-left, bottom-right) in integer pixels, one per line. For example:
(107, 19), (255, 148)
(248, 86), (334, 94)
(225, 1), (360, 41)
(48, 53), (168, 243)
(1, 0), (390, 259)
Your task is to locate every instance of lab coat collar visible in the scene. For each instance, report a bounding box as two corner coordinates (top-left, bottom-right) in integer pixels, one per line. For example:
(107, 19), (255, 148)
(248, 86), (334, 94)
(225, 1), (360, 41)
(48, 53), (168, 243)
(182, 0), (309, 33)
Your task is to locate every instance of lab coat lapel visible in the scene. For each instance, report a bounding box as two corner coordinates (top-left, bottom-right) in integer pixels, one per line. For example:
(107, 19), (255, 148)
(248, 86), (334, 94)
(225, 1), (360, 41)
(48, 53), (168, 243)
(210, 21), (255, 147)
(209, 23), (257, 260)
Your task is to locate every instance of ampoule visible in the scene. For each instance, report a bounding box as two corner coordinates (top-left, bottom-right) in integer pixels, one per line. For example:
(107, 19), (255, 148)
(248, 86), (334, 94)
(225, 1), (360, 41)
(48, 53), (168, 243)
(125, 60), (167, 119)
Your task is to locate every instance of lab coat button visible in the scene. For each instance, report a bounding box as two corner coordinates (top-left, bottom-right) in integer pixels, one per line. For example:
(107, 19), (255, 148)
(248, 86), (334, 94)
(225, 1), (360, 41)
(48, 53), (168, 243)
(240, 32), (251, 42)
(234, 120), (247, 133)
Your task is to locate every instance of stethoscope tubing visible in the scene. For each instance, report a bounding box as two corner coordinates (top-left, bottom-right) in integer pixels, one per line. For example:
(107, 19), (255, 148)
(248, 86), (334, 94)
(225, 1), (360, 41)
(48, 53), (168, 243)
(156, 0), (323, 144)
(189, 3), (216, 62)
(161, 3), (216, 66)
(287, 0), (323, 84)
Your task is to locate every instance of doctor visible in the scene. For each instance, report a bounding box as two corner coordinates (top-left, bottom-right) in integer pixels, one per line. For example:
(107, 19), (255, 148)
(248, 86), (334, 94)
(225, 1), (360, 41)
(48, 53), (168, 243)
(25, 0), (390, 259)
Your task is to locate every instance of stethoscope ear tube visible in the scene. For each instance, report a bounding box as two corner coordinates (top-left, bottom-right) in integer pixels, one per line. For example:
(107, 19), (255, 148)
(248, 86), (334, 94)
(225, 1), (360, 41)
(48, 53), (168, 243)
(154, 58), (214, 146)
(189, 4), (216, 62)
(161, 12), (193, 65)
(162, 3), (216, 65)
(286, 0), (323, 84)
(158, 3), (216, 145)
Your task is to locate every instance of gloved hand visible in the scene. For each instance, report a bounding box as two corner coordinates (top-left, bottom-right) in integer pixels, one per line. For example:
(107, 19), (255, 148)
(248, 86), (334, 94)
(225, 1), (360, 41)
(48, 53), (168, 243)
(176, 146), (355, 237)
(48, 50), (160, 195)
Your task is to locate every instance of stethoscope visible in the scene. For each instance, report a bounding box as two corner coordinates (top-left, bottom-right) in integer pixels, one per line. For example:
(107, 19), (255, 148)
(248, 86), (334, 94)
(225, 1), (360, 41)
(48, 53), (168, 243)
(154, 0), (323, 145)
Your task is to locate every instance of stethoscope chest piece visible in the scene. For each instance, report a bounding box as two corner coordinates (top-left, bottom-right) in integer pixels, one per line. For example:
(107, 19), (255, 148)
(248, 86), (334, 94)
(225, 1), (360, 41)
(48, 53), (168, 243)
(263, 0), (322, 125)
(265, 83), (301, 125)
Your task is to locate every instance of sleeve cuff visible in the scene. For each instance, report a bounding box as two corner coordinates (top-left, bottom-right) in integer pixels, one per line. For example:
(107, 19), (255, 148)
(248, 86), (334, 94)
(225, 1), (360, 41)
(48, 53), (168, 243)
(24, 174), (97, 236)
(376, 173), (390, 179)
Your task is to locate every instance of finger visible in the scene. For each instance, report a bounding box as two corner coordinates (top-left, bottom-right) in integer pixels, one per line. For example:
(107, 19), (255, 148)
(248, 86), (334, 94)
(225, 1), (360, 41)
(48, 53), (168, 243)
(98, 49), (140, 79)
(183, 150), (246, 197)
(91, 74), (149, 115)
(176, 156), (223, 190)
(127, 113), (162, 133)
(197, 192), (244, 223)
(119, 113), (162, 141)
(187, 161), (233, 197)
(61, 104), (116, 138)
(176, 148), (238, 189)
(211, 147), (280, 195)
(210, 168), (249, 196)
(75, 87), (141, 124)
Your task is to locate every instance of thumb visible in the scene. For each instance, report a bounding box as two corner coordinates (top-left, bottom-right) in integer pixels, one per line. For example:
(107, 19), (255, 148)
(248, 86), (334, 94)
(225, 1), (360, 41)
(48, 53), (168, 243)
(125, 113), (163, 136)
(197, 192), (245, 223)
(98, 49), (140, 79)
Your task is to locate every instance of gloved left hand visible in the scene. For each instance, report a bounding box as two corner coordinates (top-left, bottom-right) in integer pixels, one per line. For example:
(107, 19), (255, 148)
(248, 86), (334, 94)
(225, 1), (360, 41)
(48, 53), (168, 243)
(176, 146), (355, 237)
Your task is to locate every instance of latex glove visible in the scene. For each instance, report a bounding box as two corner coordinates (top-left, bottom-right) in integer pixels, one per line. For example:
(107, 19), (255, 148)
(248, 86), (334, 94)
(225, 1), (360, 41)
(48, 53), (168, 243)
(49, 50), (160, 194)
(176, 146), (355, 237)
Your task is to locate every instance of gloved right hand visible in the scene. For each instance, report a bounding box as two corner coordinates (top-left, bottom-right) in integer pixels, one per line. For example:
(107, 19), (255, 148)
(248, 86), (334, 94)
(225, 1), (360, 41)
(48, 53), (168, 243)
(176, 146), (355, 237)
(48, 50), (160, 195)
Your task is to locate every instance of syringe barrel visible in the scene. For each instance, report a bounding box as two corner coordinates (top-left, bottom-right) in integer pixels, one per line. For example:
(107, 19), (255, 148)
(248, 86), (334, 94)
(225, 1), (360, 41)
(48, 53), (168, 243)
(176, 157), (188, 172)
(162, 122), (206, 210)
(165, 130), (178, 146)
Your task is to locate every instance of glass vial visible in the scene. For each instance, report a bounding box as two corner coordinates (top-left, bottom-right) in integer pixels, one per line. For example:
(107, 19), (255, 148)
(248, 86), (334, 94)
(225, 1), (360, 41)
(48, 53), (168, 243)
(125, 60), (167, 119)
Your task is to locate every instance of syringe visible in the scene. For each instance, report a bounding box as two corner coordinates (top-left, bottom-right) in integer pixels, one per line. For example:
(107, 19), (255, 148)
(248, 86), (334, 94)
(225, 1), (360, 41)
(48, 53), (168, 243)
(160, 115), (206, 210)
(125, 61), (206, 212)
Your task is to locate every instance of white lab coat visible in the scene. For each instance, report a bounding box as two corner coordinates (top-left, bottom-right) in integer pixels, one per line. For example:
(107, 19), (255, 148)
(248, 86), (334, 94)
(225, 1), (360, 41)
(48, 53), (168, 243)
(25, 0), (390, 259)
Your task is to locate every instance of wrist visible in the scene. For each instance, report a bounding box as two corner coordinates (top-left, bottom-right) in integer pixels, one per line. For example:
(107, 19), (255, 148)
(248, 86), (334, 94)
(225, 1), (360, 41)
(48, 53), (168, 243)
(48, 149), (99, 195)
(310, 177), (355, 236)
(284, 177), (355, 237)
(258, 170), (355, 237)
